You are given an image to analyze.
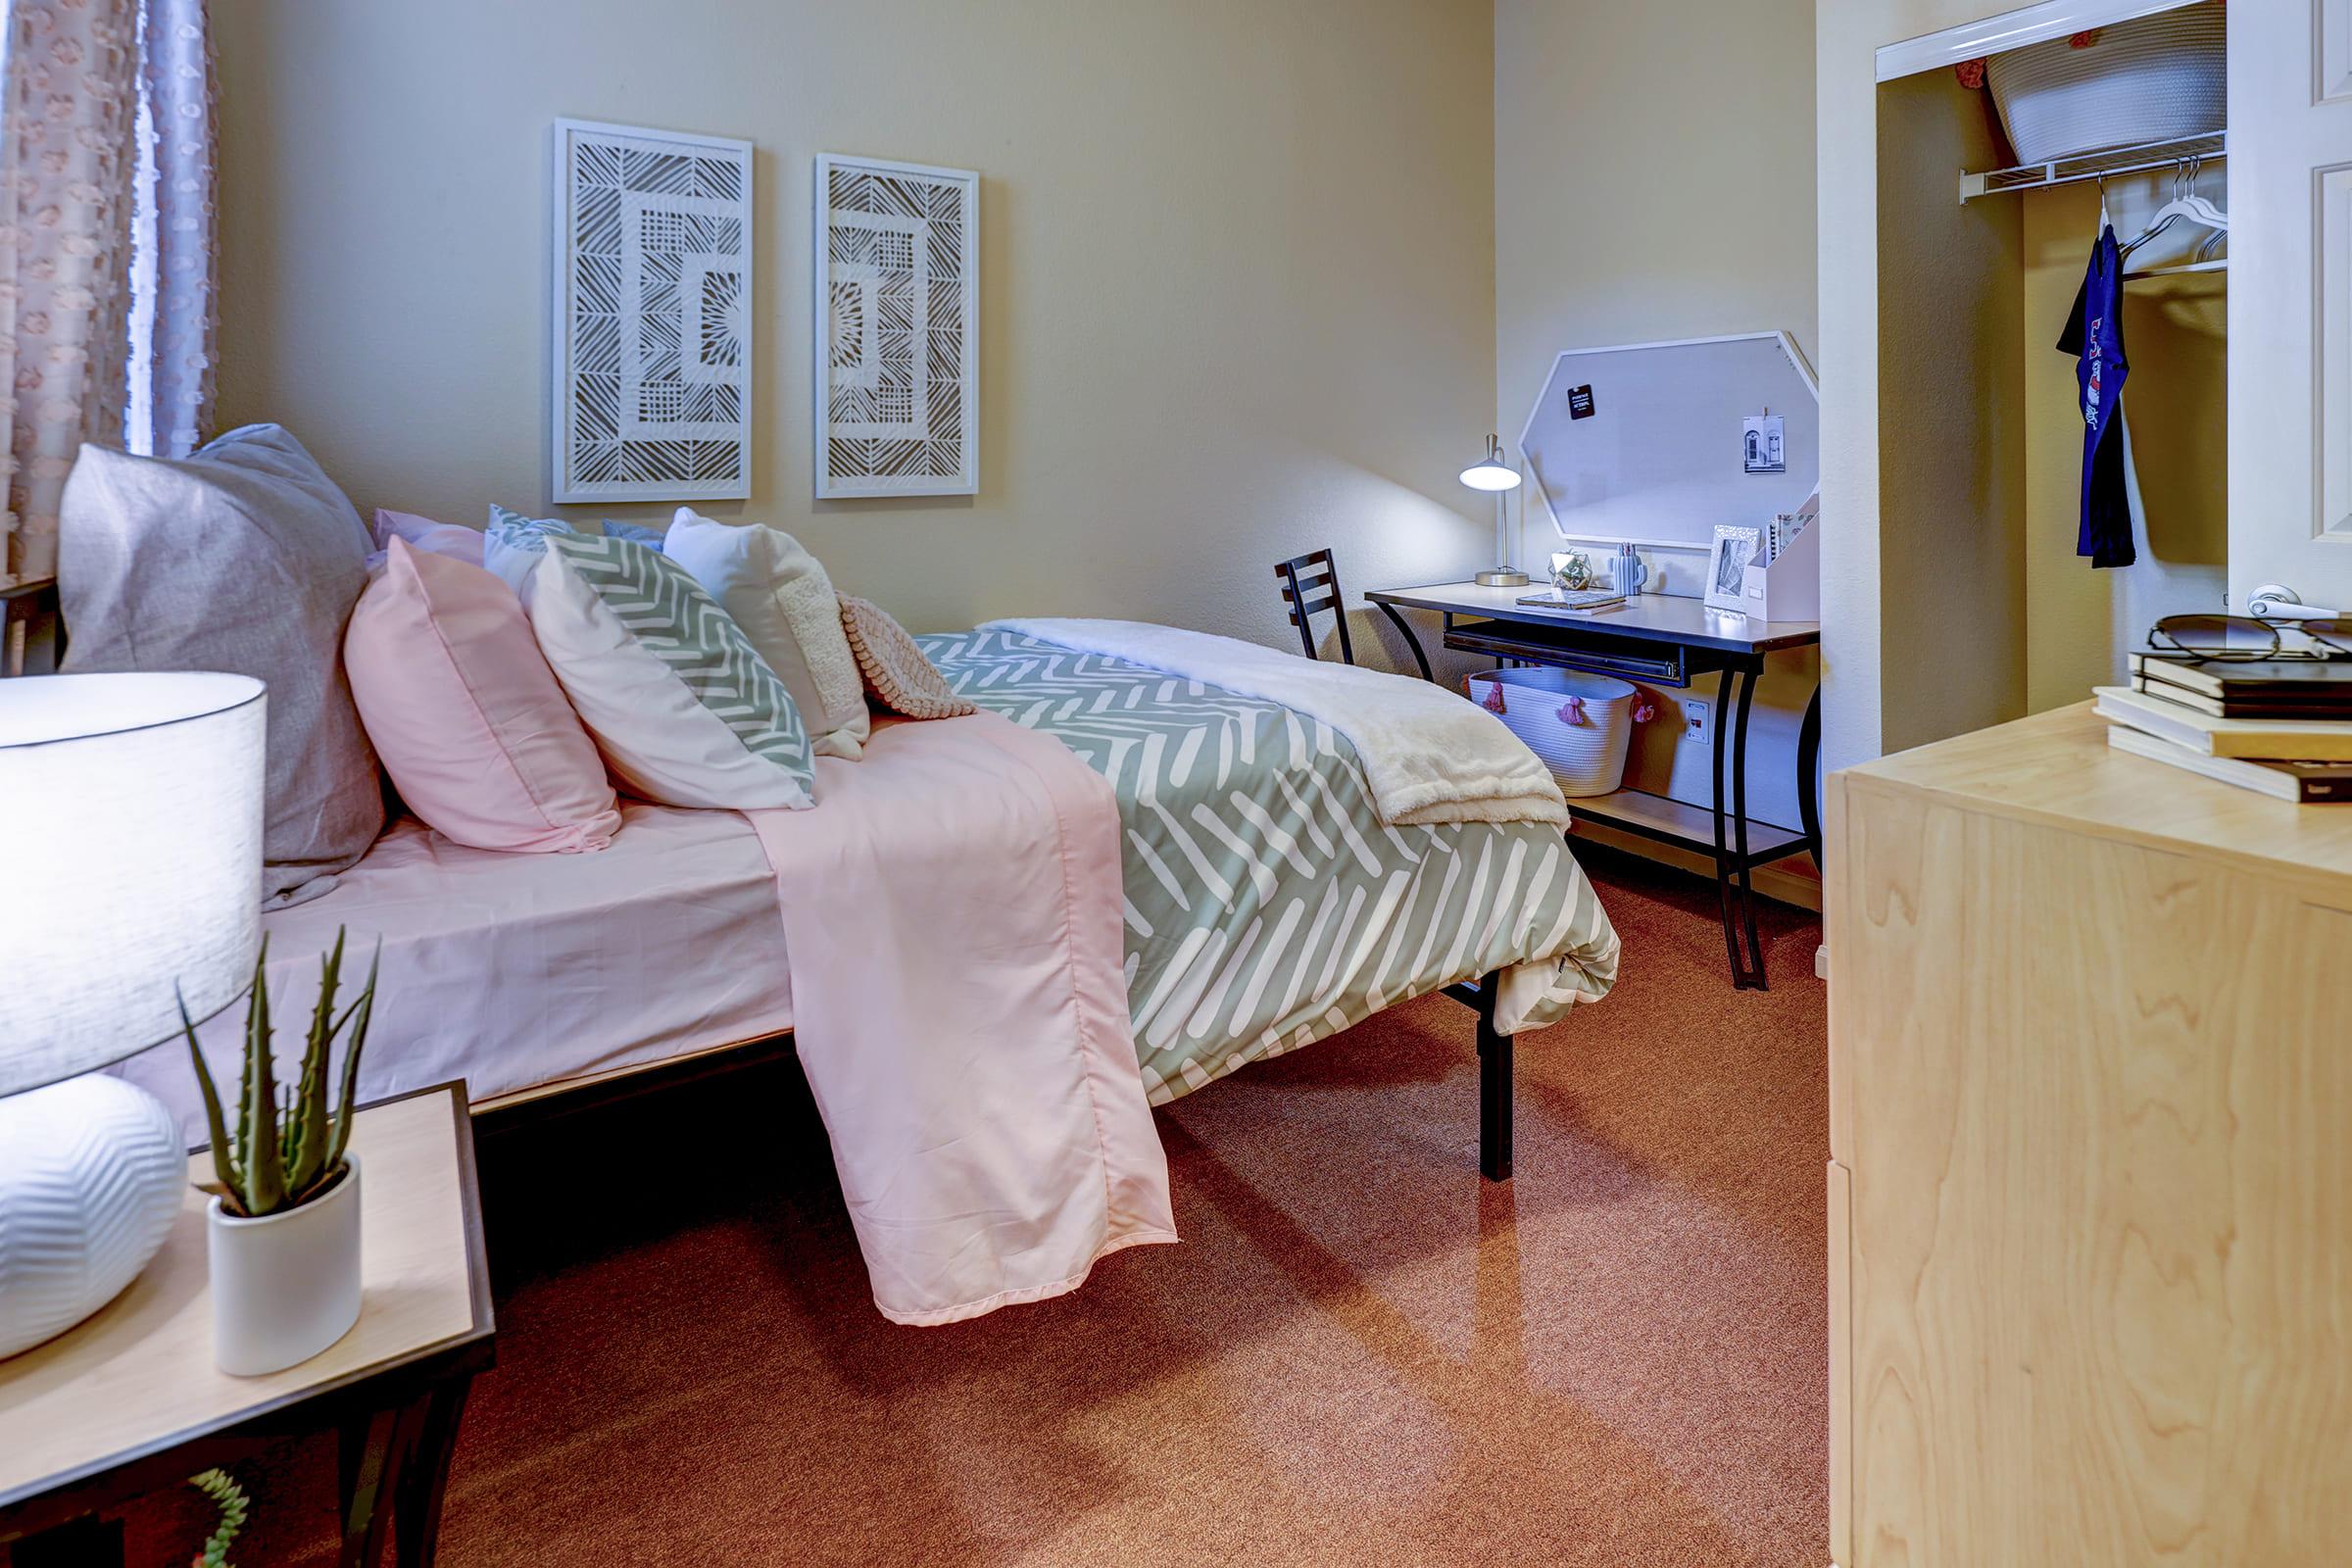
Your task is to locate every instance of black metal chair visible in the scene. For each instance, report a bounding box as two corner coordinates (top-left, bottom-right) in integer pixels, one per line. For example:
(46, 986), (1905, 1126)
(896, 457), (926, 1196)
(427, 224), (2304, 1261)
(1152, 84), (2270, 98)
(1274, 549), (1354, 664)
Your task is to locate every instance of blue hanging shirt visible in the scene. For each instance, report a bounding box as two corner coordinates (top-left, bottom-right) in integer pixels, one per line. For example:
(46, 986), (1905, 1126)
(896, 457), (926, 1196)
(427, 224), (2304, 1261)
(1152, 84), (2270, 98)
(2056, 225), (2135, 569)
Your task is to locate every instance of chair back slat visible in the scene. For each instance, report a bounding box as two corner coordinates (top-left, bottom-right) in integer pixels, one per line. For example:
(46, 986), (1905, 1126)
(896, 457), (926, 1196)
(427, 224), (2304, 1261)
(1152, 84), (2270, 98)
(1273, 548), (1354, 665)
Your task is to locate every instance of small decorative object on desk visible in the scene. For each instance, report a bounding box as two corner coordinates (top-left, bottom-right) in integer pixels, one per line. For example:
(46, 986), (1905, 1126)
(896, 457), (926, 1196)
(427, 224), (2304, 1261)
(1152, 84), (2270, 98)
(182, 930), (379, 1376)
(1549, 550), (1592, 591)
(1606, 543), (1648, 598)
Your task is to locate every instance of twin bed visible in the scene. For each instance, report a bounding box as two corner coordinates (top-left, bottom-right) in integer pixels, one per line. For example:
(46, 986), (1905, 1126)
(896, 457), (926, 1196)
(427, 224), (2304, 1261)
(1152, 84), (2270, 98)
(94, 602), (1621, 1323)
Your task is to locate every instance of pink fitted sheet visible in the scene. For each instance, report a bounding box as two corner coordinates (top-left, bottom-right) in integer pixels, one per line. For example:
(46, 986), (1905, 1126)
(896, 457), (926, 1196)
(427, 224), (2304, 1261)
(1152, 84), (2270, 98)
(117, 802), (793, 1138)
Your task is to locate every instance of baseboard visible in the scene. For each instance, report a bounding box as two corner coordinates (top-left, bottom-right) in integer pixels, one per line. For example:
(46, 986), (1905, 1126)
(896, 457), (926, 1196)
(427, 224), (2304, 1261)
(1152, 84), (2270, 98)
(1568, 818), (1822, 913)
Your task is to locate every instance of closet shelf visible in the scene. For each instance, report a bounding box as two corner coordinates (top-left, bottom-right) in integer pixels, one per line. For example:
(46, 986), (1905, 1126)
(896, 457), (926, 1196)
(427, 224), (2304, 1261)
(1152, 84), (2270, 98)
(1959, 130), (2225, 204)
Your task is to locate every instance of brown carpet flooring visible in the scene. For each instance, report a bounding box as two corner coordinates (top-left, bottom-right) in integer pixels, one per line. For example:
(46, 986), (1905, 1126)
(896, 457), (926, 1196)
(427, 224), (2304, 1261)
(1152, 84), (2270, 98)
(121, 849), (1827, 1567)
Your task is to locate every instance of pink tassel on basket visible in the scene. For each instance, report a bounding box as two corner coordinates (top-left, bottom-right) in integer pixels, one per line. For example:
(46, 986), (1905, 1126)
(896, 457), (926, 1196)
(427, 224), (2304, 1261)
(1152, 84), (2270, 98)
(1482, 680), (1506, 714)
(1556, 696), (1587, 725)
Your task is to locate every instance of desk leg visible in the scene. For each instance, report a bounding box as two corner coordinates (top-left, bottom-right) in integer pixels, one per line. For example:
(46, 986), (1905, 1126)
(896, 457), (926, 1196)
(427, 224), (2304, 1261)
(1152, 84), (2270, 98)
(1709, 669), (1742, 982)
(1730, 663), (1767, 990)
(1374, 602), (1435, 683)
(1797, 682), (1824, 874)
(394, 1381), (473, 1568)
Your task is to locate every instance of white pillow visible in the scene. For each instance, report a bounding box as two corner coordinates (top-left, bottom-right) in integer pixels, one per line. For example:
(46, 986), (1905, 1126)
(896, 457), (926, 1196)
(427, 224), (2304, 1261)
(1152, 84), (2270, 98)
(525, 532), (817, 809)
(484, 505), (574, 597)
(662, 510), (871, 760)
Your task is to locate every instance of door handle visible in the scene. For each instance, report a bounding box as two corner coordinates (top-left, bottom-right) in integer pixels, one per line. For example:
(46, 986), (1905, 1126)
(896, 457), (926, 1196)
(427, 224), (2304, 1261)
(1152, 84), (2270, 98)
(2246, 583), (2348, 620)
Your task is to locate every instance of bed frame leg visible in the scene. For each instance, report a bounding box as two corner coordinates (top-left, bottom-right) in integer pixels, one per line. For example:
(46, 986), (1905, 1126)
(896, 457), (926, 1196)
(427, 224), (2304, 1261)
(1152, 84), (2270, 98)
(1476, 987), (1513, 1183)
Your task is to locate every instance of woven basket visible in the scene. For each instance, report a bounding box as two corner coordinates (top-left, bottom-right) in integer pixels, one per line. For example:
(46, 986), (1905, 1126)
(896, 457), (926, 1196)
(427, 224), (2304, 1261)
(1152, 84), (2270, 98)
(1468, 666), (1642, 799)
(1985, 6), (2224, 166)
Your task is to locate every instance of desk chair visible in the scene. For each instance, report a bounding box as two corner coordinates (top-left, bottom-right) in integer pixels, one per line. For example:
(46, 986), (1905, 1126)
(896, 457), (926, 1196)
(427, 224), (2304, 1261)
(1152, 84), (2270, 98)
(1274, 549), (1353, 664)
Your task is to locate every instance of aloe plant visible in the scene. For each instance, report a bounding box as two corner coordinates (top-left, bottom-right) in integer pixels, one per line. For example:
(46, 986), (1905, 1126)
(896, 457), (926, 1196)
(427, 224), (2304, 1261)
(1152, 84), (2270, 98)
(180, 929), (380, 1219)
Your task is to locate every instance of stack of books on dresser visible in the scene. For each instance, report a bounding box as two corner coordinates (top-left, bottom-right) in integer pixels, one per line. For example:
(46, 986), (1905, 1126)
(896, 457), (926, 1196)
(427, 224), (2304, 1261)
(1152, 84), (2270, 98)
(2094, 657), (2352, 802)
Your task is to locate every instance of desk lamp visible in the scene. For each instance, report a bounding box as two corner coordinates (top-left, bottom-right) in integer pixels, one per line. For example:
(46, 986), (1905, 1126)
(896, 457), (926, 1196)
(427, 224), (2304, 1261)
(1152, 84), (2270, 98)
(1459, 435), (1528, 587)
(0, 671), (265, 1357)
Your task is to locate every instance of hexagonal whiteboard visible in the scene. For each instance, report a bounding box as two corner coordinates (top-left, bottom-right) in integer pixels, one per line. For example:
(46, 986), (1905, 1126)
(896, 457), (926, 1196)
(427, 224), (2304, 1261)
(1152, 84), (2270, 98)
(1517, 332), (1818, 551)
(552, 120), (753, 502)
(814, 154), (979, 498)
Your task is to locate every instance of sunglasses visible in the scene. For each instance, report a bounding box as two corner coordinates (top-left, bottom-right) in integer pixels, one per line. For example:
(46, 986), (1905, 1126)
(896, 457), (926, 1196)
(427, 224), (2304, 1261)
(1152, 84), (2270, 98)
(2148, 613), (2352, 662)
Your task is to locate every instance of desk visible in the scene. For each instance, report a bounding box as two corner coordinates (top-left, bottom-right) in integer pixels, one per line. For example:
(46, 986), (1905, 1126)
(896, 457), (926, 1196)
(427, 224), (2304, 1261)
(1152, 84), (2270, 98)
(1364, 581), (1822, 989)
(0, 1084), (493, 1568)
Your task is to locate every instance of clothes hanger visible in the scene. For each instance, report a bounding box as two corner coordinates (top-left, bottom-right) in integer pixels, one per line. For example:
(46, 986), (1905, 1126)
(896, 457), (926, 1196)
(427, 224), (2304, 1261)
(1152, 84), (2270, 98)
(2120, 158), (2227, 260)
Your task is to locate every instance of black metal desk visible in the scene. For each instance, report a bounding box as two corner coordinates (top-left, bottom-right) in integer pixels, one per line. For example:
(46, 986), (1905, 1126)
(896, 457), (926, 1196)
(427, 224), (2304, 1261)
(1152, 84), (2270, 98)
(1364, 581), (1822, 990)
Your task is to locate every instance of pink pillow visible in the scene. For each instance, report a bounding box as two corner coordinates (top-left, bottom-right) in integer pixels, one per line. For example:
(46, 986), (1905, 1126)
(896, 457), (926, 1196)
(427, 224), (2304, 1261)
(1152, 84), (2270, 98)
(344, 537), (620, 853)
(371, 507), (485, 566)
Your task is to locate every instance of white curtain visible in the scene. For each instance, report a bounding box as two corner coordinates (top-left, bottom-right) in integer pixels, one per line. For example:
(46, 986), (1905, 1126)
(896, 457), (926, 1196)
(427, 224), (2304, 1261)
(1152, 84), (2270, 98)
(0, 0), (212, 593)
(126, 0), (213, 461)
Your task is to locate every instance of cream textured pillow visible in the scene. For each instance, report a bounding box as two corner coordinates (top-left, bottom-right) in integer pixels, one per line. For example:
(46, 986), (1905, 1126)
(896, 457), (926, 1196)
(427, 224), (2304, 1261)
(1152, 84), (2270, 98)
(661, 511), (870, 760)
(839, 596), (977, 720)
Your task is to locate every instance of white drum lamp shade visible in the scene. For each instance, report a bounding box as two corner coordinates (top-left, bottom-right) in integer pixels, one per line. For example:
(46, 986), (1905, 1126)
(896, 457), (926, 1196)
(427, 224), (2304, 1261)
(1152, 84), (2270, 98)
(0, 672), (267, 1358)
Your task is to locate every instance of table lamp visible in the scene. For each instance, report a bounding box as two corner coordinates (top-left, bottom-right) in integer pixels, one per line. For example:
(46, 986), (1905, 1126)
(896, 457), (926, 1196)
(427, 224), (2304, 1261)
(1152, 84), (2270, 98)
(0, 671), (266, 1358)
(1459, 434), (1528, 587)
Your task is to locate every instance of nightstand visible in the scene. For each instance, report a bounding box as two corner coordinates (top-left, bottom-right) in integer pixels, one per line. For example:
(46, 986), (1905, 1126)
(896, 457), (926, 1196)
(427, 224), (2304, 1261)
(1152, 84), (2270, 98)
(0, 1083), (493, 1567)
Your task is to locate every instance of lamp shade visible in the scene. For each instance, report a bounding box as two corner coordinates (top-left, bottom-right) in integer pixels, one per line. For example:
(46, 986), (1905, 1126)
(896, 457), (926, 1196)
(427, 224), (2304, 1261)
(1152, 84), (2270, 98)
(0, 672), (265, 1095)
(1459, 434), (1522, 493)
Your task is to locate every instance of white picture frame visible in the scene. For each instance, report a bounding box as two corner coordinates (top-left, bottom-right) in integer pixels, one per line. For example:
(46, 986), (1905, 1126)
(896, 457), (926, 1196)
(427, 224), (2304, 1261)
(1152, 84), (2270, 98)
(813, 153), (979, 499)
(551, 119), (754, 503)
(1704, 524), (1762, 614)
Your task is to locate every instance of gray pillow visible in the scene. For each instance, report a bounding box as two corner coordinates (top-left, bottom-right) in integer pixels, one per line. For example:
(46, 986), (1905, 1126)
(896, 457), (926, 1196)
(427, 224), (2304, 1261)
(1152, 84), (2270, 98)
(60, 425), (383, 905)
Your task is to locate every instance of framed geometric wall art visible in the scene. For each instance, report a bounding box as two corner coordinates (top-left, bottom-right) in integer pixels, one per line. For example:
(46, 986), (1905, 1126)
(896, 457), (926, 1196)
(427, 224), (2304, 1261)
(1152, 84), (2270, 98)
(551, 119), (754, 502)
(813, 154), (979, 498)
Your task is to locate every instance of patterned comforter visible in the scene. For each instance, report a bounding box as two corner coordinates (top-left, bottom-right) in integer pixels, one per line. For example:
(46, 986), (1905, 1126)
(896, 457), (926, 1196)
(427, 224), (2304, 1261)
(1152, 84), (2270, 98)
(922, 629), (1621, 1102)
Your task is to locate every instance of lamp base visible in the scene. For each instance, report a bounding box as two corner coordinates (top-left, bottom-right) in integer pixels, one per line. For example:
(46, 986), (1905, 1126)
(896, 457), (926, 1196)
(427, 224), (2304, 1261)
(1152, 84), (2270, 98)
(0, 1075), (185, 1359)
(1474, 567), (1530, 588)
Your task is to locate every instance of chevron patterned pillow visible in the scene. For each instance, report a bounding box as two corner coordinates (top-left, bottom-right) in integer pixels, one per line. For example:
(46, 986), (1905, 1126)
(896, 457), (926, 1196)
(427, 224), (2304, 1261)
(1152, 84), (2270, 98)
(527, 532), (817, 809)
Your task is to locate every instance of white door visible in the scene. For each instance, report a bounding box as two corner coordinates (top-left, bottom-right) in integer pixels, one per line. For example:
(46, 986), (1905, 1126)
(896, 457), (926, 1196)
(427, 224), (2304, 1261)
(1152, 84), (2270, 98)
(2233, 1), (2352, 616)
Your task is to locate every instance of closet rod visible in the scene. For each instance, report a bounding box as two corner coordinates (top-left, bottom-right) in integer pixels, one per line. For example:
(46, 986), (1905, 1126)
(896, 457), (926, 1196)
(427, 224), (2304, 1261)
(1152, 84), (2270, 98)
(2121, 256), (2227, 283)
(1959, 130), (2225, 204)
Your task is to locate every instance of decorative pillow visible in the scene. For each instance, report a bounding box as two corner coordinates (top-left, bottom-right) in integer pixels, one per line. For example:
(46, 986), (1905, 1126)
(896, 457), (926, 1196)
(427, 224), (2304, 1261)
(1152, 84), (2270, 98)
(601, 520), (666, 551)
(371, 508), (484, 566)
(528, 532), (817, 809)
(59, 424), (383, 905)
(839, 595), (977, 720)
(484, 505), (574, 596)
(661, 510), (870, 760)
(345, 538), (620, 854)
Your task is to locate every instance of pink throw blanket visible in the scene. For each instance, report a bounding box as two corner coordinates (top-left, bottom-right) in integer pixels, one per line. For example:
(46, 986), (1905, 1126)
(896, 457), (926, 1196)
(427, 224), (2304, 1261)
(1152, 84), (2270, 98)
(745, 712), (1178, 1325)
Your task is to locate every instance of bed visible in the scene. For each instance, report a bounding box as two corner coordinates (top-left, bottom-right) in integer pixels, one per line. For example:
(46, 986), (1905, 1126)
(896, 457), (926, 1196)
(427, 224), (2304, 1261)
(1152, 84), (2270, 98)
(101, 612), (1620, 1321)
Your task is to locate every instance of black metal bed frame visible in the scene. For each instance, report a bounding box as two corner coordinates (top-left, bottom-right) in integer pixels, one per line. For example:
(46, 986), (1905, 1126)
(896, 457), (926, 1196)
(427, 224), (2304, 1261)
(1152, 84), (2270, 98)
(5, 576), (1520, 1183)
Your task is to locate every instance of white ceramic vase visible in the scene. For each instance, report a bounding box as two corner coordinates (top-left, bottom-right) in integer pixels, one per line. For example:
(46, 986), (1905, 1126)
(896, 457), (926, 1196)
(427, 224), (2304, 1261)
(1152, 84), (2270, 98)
(207, 1154), (364, 1376)
(0, 1074), (185, 1359)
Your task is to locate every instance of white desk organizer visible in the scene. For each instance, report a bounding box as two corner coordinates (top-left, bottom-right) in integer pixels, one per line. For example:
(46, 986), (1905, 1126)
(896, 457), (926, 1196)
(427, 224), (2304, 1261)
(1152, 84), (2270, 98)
(1738, 514), (1820, 621)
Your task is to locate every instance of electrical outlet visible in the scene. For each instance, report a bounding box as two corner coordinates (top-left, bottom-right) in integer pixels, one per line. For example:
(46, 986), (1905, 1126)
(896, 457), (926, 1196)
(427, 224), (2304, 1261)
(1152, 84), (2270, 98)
(1685, 700), (1711, 743)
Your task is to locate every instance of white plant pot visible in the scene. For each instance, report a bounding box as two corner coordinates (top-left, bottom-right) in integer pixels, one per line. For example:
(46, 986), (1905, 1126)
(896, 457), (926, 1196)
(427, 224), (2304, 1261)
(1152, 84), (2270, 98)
(207, 1155), (364, 1376)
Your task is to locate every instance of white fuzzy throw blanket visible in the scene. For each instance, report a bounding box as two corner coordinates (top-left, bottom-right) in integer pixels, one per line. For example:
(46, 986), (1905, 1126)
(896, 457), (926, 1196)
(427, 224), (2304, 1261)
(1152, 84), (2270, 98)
(985, 618), (1571, 830)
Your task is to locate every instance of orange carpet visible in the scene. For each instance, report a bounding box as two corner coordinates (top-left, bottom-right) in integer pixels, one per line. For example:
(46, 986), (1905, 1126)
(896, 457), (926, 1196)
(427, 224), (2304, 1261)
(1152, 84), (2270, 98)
(125, 849), (1828, 1567)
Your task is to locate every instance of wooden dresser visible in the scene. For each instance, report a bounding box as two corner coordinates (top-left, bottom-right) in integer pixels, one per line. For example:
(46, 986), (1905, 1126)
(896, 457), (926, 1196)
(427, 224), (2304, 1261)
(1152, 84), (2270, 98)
(1826, 702), (2352, 1567)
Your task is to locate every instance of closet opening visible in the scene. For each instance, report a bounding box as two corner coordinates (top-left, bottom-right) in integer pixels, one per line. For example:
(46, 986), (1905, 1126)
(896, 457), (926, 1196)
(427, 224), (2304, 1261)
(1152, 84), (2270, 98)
(1871, 0), (2226, 754)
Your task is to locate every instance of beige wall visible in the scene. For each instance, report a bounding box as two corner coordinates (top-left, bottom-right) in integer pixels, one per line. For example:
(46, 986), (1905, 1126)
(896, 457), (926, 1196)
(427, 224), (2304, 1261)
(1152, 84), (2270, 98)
(2021, 179), (2227, 709)
(213, 0), (1497, 660)
(1494, 0), (1820, 835)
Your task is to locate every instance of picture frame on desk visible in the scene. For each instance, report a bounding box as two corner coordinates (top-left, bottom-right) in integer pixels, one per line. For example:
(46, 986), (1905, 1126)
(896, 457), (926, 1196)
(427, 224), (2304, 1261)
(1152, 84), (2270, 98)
(1703, 525), (1760, 614)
